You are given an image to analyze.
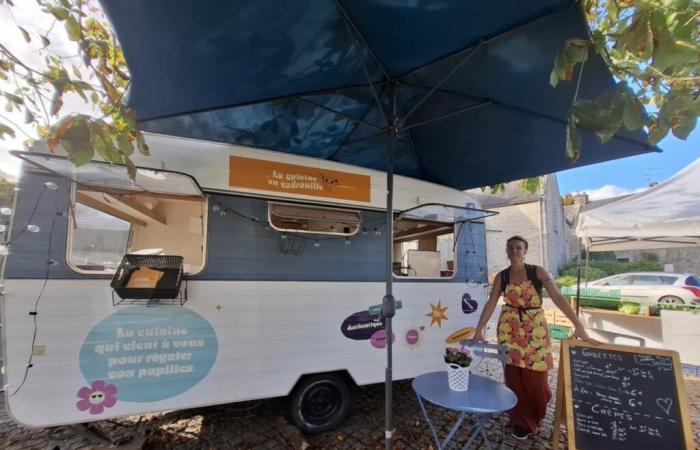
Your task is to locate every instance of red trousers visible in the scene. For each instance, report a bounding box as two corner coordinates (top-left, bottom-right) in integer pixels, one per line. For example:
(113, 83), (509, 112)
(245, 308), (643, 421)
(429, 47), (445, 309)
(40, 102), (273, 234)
(504, 364), (552, 433)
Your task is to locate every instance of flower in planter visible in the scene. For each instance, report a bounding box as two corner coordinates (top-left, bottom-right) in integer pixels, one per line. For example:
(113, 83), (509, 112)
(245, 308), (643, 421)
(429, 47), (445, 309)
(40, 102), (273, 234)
(444, 346), (473, 368)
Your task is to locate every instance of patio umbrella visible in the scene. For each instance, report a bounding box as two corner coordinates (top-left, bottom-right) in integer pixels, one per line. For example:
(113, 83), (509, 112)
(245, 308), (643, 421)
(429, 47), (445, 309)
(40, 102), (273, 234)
(98, 1), (654, 446)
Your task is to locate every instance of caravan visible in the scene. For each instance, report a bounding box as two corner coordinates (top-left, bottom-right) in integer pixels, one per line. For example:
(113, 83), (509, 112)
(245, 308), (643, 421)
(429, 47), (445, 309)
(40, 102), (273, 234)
(1, 133), (491, 432)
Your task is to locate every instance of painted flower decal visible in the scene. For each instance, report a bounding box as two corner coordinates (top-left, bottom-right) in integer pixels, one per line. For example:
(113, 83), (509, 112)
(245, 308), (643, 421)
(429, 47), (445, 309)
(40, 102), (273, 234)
(76, 380), (117, 414)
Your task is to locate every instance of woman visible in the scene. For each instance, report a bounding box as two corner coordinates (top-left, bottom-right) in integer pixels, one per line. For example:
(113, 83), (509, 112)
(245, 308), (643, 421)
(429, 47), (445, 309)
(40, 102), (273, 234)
(470, 235), (593, 440)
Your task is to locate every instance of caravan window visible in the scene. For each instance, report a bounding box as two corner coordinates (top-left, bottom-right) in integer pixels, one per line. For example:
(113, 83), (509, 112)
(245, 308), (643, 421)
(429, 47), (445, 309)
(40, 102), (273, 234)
(393, 218), (455, 279)
(67, 188), (207, 275)
(69, 203), (131, 271)
(268, 202), (361, 236)
(11, 152), (208, 276)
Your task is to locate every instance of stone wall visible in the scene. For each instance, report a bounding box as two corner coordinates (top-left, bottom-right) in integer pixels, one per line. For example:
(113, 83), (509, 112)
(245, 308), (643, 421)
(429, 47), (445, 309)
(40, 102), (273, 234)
(543, 175), (569, 276)
(616, 247), (700, 275)
(484, 201), (543, 281)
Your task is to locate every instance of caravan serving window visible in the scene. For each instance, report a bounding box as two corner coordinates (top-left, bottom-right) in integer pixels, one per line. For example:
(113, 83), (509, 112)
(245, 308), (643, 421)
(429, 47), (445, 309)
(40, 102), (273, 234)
(393, 218), (455, 279)
(10, 152), (208, 276)
(268, 202), (361, 236)
(67, 188), (208, 275)
(69, 203), (131, 272)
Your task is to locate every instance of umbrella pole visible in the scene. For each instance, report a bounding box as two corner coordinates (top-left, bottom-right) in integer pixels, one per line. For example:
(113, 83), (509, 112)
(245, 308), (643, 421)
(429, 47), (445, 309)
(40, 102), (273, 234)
(384, 86), (397, 450)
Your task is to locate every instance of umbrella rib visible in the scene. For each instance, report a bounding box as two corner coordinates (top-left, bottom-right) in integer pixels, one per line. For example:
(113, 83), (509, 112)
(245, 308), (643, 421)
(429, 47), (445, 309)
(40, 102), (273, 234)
(400, 101), (493, 132)
(334, 0), (391, 81)
(331, 130), (410, 153)
(336, 0), (389, 127)
(402, 43), (482, 122)
(395, 95), (422, 175)
(335, 131), (386, 148)
(295, 96), (385, 131)
(400, 81), (652, 149)
(327, 84), (388, 161)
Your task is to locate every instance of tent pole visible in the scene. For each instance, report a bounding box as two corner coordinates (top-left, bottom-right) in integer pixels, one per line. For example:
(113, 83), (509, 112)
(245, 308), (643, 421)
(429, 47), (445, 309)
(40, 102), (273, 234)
(384, 82), (397, 450)
(584, 245), (590, 289)
(575, 238), (582, 317)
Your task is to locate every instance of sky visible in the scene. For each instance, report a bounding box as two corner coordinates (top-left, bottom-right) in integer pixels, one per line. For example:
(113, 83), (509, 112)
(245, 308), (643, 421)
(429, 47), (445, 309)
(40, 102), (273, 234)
(0, 3), (698, 199)
(558, 131), (700, 199)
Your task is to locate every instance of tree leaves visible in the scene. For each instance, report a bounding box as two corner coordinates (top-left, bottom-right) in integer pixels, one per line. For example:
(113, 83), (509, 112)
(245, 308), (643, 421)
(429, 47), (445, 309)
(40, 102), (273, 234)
(553, 0), (699, 157)
(520, 177), (543, 194)
(1, 1), (145, 179)
(65, 15), (81, 41)
(49, 6), (70, 20)
(18, 26), (30, 43)
(0, 123), (16, 139)
(619, 8), (653, 60)
(566, 117), (582, 162)
(550, 39), (589, 87)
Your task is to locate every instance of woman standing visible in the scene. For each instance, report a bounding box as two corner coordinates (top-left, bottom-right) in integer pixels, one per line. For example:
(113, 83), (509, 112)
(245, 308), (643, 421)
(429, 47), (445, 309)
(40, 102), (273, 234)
(470, 235), (593, 440)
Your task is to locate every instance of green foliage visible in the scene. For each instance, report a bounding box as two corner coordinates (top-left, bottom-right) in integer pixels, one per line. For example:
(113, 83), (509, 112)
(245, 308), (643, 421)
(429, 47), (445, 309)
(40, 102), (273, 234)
(552, 0), (700, 157)
(0, 176), (15, 207)
(618, 301), (641, 315)
(555, 275), (580, 288)
(483, 176), (543, 195)
(555, 258), (664, 287)
(0, 0), (146, 179)
(556, 267), (608, 285)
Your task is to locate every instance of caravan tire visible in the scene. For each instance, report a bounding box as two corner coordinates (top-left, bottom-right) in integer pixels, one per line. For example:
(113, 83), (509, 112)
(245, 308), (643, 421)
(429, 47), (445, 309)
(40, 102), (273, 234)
(288, 373), (351, 434)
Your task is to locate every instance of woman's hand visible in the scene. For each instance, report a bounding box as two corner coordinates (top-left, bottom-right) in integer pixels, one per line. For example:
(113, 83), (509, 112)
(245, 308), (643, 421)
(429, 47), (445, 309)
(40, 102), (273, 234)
(467, 330), (485, 346)
(572, 327), (598, 344)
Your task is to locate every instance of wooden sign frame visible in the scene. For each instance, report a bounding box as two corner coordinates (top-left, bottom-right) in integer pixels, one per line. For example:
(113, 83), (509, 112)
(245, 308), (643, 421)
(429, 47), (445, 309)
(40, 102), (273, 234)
(552, 339), (694, 450)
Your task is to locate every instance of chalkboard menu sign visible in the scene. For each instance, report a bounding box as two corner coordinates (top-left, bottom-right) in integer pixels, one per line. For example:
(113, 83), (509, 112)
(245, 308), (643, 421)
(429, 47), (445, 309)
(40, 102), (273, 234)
(553, 340), (693, 450)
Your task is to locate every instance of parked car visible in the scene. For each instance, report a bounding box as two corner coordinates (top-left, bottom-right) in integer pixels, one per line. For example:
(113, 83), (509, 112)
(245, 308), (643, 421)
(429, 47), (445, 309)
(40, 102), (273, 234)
(586, 272), (700, 305)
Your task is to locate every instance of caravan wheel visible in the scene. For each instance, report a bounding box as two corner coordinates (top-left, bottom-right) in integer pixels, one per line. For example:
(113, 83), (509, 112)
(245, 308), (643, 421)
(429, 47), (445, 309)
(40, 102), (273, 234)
(288, 373), (351, 434)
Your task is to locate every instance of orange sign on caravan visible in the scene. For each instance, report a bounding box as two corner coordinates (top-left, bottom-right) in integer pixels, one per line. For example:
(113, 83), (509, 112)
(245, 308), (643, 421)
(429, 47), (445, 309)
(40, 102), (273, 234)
(229, 155), (371, 202)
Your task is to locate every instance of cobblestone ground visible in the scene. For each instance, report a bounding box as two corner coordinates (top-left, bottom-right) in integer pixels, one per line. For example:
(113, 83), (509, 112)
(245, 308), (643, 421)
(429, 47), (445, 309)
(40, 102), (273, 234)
(2, 344), (699, 450)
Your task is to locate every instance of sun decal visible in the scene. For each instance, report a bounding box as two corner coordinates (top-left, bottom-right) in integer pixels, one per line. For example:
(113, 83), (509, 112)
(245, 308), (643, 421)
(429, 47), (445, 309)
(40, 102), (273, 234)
(426, 300), (449, 328)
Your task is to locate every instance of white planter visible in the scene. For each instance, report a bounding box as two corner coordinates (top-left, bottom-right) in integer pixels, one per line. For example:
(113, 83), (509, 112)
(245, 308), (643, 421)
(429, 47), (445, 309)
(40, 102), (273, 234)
(446, 363), (470, 391)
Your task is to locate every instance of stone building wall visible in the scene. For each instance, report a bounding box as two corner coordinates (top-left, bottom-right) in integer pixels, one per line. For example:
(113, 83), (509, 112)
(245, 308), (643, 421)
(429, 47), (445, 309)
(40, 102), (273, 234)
(484, 202), (543, 281)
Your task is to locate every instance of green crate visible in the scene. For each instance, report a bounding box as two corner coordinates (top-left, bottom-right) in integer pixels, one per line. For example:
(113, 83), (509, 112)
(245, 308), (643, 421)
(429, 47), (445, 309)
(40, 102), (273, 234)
(549, 324), (572, 341)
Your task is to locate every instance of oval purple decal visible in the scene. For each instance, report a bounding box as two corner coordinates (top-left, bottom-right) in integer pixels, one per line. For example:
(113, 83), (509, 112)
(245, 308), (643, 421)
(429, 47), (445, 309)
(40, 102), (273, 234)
(370, 330), (395, 349)
(462, 293), (478, 314)
(341, 311), (385, 340)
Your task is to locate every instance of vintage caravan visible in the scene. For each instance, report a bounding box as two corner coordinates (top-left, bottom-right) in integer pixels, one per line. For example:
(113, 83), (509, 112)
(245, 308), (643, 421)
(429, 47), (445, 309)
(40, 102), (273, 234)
(1, 133), (491, 432)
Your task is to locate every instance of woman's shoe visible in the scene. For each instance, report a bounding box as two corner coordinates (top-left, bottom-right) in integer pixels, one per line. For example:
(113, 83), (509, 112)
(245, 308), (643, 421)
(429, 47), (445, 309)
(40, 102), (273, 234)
(511, 425), (532, 440)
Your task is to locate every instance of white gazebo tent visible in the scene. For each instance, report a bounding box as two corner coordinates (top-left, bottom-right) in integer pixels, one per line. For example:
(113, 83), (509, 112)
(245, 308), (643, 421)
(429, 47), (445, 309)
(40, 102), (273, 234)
(576, 158), (700, 252)
(574, 158), (700, 365)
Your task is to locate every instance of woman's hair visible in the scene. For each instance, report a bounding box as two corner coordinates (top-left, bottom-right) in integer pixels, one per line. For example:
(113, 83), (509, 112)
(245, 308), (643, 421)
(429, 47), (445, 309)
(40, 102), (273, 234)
(507, 235), (529, 250)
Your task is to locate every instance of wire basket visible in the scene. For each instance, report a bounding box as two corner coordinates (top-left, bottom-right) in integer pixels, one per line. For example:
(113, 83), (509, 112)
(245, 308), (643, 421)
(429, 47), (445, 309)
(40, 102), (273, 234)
(111, 254), (184, 302)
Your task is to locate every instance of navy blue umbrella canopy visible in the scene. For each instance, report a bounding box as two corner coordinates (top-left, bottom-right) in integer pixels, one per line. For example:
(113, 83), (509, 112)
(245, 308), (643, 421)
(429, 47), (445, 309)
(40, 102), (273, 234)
(100, 0), (653, 190)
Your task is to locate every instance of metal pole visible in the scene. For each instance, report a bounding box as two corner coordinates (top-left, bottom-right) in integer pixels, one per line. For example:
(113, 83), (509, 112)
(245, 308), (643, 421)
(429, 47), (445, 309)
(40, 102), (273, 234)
(584, 245), (590, 288)
(575, 238), (582, 317)
(383, 83), (397, 450)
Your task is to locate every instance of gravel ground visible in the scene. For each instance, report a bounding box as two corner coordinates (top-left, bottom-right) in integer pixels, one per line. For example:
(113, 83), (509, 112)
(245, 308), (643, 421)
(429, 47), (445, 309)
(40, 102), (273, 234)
(2, 342), (699, 450)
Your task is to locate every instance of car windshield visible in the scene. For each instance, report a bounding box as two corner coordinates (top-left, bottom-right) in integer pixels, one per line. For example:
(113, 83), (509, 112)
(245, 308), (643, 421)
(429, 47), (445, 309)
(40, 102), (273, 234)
(685, 275), (700, 287)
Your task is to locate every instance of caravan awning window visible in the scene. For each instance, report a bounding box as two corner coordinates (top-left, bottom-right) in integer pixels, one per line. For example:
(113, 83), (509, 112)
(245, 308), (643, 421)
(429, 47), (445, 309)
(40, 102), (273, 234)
(12, 151), (203, 198)
(268, 202), (361, 236)
(398, 203), (497, 223)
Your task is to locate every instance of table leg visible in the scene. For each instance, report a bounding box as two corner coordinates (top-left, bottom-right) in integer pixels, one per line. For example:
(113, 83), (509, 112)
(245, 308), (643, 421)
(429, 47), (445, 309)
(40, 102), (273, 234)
(440, 412), (466, 449)
(461, 414), (493, 450)
(416, 394), (441, 448)
(415, 394), (466, 450)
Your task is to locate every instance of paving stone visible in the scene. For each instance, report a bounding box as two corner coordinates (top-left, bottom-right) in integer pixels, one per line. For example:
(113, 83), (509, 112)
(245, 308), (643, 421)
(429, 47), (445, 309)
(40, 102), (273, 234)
(2, 341), (699, 449)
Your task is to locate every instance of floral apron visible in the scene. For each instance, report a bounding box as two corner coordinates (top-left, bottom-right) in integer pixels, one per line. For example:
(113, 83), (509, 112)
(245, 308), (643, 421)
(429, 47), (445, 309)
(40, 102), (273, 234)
(497, 280), (554, 371)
